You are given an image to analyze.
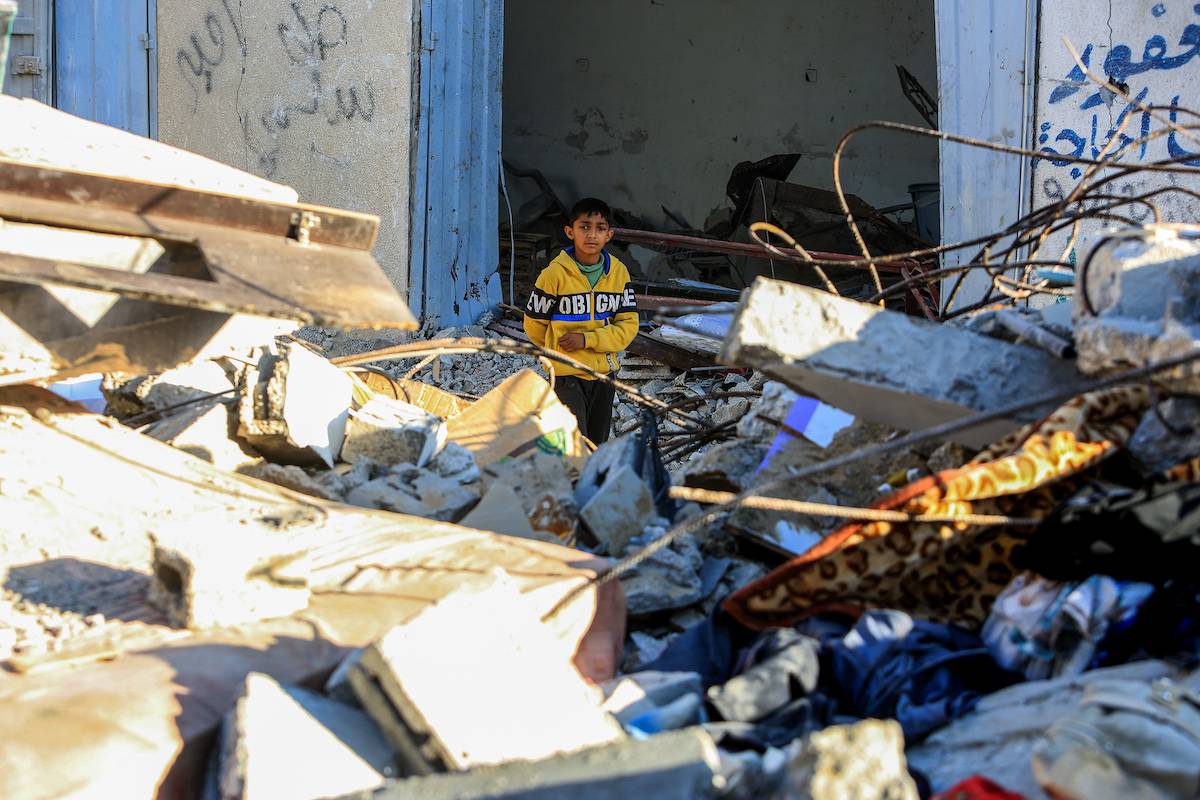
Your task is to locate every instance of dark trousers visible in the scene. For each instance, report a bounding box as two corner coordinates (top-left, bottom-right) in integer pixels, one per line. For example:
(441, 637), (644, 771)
(553, 375), (616, 445)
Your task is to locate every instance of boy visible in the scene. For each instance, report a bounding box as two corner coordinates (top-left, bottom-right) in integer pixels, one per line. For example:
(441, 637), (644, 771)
(524, 198), (639, 444)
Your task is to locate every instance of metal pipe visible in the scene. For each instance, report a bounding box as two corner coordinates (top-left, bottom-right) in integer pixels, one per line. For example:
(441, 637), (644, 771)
(612, 227), (919, 271)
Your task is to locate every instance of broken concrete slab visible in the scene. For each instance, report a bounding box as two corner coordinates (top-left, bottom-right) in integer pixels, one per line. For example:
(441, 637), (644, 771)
(143, 401), (261, 473)
(719, 278), (1089, 448)
(483, 451), (579, 539)
(341, 397), (446, 469)
(579, 464), (656, 556)
(907, 660), (1179, 797)
(427, 441), (480, 484)
(350, 572), (625, 773)
(1074, 229), (1200, 391)
(237, 344), (352, 468)
(218, 672), (395, 800)
(338, 728), (722, 800)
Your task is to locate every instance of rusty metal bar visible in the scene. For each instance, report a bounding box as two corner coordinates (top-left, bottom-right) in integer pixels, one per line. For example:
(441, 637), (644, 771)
(0, 158), (378, 250)
(612, 227), (918, 272)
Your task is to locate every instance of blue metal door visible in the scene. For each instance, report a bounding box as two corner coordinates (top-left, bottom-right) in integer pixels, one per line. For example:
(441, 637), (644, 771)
(410, 0), (503, 326)
(54, 0), (150, 135)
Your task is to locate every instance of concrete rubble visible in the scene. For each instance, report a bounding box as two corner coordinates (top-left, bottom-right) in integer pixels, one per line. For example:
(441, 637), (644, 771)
(719, 277), (1090, 447)
(2, 93), (1198, 800)
(1073, 228), (1200, 391)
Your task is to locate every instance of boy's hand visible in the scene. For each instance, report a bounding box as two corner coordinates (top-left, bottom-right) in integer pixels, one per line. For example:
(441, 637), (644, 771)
(557, 332), (586, 352)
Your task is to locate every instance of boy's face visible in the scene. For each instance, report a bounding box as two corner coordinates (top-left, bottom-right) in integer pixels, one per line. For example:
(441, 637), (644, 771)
(564, 212), (613, 263)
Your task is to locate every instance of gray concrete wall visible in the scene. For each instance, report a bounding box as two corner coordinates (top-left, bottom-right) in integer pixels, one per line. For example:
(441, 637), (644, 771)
(502, 0), (938, 229)
(156, 0), (415, 293)
(1031, 0), (1200, 266)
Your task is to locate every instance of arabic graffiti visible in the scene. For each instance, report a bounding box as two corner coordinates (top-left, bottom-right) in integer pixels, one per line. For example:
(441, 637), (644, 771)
(1039, 5), (1200, 178)
(176, 0), (246, 108)
(238, 3), (379, 177)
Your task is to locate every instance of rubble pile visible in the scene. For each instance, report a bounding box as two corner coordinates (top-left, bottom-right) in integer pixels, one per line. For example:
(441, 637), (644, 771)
(4, 93), (1200, 800)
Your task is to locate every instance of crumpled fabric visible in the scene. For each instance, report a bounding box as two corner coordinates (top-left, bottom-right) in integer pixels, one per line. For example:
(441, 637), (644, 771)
(931, 775), (1026, 800)
(825, 610), (1018, 740)
(982, 572), (1154, 681)
(724, 386), (1152, 631)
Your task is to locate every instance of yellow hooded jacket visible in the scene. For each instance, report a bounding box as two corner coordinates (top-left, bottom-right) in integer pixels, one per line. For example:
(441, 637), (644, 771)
(523, 248), (639, 379)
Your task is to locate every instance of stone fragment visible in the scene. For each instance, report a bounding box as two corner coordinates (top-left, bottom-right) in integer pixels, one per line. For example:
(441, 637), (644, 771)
(144, 401), (260, 473)
(926, 441), (973, 474)
(344, 465), (478, 522)
(1074, 229), (1200, 391)
(906, 660), (1178, 797)
(780, 719), (918, 800)
(1127, 396), (1200, 476)
(218, 672), (394, 800)
(427, 441), (480, 484)
(340, 728), (722, 800)
(102, 357), (236, 419)
(239, 462), (342, 501)
(720, 278), (1088, 447)
(342, 397), (447, 468)
(236, 344), (352, 467)
(619, 528), (704, 616)
(349, 572), (624, 773)
(682, 439), (767, 493)
(482, 451), (579, 538)
(579, 464), (656, 556)
(740, 381), (800, 441)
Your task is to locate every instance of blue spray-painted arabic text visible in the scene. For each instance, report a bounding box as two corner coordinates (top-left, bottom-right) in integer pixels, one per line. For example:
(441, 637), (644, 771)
(1040, 10), (1200, 178)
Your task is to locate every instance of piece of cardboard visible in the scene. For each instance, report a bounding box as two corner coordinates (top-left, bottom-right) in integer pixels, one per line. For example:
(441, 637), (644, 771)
(355, 372), (470, 419)
(446, 369), (587, 466)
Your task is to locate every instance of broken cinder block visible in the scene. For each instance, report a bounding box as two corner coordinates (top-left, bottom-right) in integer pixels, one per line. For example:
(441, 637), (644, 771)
(237, 343), (352, 467)
(719, 278), (1089, 447)
(341, 397), (447, 468)
(147, 526), (312, 629)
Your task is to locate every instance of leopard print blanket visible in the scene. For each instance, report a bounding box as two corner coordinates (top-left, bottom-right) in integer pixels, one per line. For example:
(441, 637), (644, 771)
(724, 386), (1158, 631)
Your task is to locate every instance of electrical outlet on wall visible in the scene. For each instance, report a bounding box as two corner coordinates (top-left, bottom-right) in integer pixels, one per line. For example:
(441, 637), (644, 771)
(805, 69), (818, 83)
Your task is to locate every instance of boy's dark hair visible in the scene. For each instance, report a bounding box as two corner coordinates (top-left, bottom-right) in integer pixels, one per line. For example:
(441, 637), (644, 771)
(568, 197), (611, 225)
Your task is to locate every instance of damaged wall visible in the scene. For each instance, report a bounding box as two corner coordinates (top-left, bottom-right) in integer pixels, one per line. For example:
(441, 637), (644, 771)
(156, 0), (415, 295)
(1032, 0), (1200, 262)
(502, 0), (938, 230)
